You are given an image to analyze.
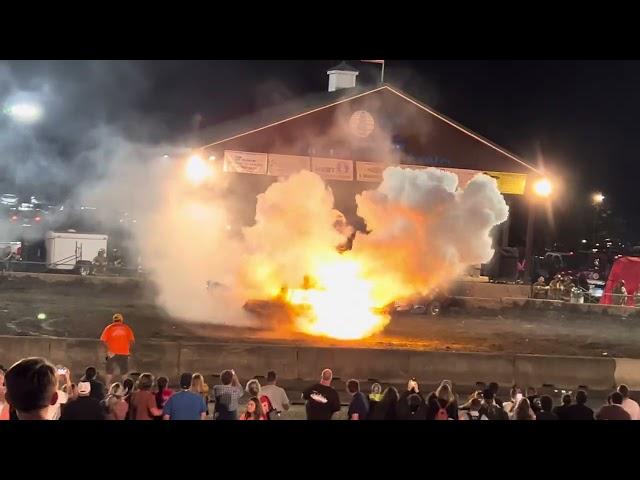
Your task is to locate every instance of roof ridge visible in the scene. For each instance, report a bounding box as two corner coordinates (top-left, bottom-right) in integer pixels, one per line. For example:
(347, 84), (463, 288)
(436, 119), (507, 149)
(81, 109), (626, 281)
(381, 84), (539, 174)
(197, 82), (539, 175)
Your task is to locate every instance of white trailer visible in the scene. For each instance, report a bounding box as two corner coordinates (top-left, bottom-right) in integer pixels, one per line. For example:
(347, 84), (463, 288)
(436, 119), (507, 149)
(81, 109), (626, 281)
(45, 231), (108, 275)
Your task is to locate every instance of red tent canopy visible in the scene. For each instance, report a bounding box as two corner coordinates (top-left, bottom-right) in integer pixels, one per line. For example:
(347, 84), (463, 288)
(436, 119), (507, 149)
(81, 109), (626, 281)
(600, 256), (640, 305)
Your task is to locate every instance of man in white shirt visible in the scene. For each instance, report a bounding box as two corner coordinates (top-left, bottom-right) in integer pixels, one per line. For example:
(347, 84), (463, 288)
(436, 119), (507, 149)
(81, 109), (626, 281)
(259, 370), (290, 413)
(618, 384), (640, 420)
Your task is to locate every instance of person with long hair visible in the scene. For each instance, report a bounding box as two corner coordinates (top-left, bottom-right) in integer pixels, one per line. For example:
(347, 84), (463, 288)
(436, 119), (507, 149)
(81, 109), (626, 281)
(512, 397), (536, 420)
(190, 373), (209, 415)
(371, 386), (399, 420)
(368, 383), (383, 419)
(130, 373), (163, 420)
(426, 382), (458, 420)
(259, 395), (274, 420)
(104, 382), (129, 420)
(155, 376), (173, 411)
(122, 377), (135, 420)
(239, 397), (265, 420)
(502, 386), (523, 417)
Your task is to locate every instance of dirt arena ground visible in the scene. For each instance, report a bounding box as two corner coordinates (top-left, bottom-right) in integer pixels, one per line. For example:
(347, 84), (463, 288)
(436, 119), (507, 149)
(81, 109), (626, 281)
(1, 274), (640, 358)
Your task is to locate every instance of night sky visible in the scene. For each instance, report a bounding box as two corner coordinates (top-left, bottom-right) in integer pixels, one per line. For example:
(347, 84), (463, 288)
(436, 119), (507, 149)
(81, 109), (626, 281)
(1, 60), (638, 245)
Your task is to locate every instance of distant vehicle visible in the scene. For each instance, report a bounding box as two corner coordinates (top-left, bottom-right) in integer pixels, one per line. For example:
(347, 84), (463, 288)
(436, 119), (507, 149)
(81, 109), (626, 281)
(45, 231), (108, 275)
(537, 251), (606, 282)
(388, 289), (451, 317)
(0, 194), (18, 206)
(8, 208), (45, 227)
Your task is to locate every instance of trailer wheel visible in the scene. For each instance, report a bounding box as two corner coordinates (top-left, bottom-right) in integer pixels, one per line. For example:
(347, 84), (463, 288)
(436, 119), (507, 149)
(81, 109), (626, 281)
(77, 264), (91, 276)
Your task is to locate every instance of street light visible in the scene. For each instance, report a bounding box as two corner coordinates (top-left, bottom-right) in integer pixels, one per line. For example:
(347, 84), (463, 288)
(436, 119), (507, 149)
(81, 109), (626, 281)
(533, 178), (552, 198)
(592, 192), (605, 205)
(3, 102), (43, 123)
(524, 176), (554, 282)
(592, 192), (605, 244)
(185, 154), (213, 185)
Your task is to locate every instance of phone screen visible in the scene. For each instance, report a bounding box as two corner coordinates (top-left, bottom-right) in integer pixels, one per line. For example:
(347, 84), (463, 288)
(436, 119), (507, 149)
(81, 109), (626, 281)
(57, 368), (67, 375)
(515, 393), (523, 402)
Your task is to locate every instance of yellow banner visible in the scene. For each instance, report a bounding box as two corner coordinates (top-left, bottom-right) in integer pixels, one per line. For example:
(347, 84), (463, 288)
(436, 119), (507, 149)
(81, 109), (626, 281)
(223, 151), (528, 195)
(482, 171), (528, 195)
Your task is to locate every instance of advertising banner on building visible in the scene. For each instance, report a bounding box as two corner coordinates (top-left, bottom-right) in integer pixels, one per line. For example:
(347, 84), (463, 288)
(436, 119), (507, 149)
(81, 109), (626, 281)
(267, 154), (311, 177)
(223, 150), (268, 175)
(356, 161), (386, 182)
(482, 171), (528, 195)
(223, 150), (528, 195)
(311, 157), (354, 181)
(400, 164), (526, 194)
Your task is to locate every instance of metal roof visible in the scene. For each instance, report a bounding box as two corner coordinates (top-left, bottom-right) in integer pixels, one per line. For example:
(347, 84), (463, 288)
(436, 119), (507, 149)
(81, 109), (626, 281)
(195, 83), (539, 174)
(327, 61), (359, 72)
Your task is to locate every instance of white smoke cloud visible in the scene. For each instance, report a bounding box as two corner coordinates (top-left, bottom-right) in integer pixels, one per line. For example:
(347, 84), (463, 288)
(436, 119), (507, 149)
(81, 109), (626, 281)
(0, 61), (511, 338)
(239, 169), (349, 299)
(352, 166), (509, 302)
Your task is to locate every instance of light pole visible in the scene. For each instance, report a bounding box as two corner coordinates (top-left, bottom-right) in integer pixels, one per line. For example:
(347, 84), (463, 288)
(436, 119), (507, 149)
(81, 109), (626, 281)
(524, 177), (553, 282)
(592, 192), (604, 244)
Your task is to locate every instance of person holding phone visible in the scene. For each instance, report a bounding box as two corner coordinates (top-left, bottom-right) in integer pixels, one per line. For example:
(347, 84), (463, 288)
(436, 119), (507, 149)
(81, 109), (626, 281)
(397, 377), (427, 420)
(51, 366), (72, 420)
(502, 386), (523, 417)
(212, 369), (244, 420)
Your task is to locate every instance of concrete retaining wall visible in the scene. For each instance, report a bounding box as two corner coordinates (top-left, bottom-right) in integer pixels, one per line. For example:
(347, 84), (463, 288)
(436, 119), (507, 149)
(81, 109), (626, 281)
(514, 354), (616, 390)
(450, 295), (640, 318)
(614, 358), (640, 390)
(0, 335), (625, 390)
(451, 281), (531, 299)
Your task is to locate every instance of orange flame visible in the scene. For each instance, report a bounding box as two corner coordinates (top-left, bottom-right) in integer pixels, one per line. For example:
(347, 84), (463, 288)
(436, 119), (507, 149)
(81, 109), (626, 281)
(285, 257), (391, 340)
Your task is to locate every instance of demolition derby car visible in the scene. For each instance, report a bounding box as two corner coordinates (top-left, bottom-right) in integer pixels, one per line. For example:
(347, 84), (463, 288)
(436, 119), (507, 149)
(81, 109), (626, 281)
(242, 285), (451, 320)
(387, 289), (451, 317)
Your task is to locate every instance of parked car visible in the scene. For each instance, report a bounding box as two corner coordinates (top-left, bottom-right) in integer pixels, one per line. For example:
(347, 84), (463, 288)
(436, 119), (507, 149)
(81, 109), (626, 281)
(0, 193), (18, 206)
(388, 289), (451, 317)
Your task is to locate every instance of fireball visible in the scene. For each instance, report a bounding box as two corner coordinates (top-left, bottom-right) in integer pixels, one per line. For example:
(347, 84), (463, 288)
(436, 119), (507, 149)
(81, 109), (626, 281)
(286, 258), (390, 340)
(185, 155), (214, 185)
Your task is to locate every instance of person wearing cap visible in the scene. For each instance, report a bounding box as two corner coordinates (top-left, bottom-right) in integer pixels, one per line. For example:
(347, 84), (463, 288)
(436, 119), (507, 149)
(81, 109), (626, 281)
(163, 373), (208, 420)
(60, 380), (106, 420)
(100, 313), (135, 387)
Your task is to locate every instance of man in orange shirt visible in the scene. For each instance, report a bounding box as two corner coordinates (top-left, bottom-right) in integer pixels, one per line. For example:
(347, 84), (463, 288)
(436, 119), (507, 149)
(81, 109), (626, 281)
(100, 313), (135, 386)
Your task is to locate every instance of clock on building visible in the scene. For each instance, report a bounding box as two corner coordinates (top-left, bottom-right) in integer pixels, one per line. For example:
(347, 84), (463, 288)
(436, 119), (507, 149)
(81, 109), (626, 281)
(349, 110), (375, 138)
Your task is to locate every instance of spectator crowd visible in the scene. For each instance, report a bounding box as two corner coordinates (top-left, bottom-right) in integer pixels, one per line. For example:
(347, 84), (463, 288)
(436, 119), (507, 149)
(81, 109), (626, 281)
(1, 356), (639, 421)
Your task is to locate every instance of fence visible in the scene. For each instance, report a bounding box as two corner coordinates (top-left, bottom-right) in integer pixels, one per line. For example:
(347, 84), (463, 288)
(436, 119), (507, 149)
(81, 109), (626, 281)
(0, 259), (142, 278)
